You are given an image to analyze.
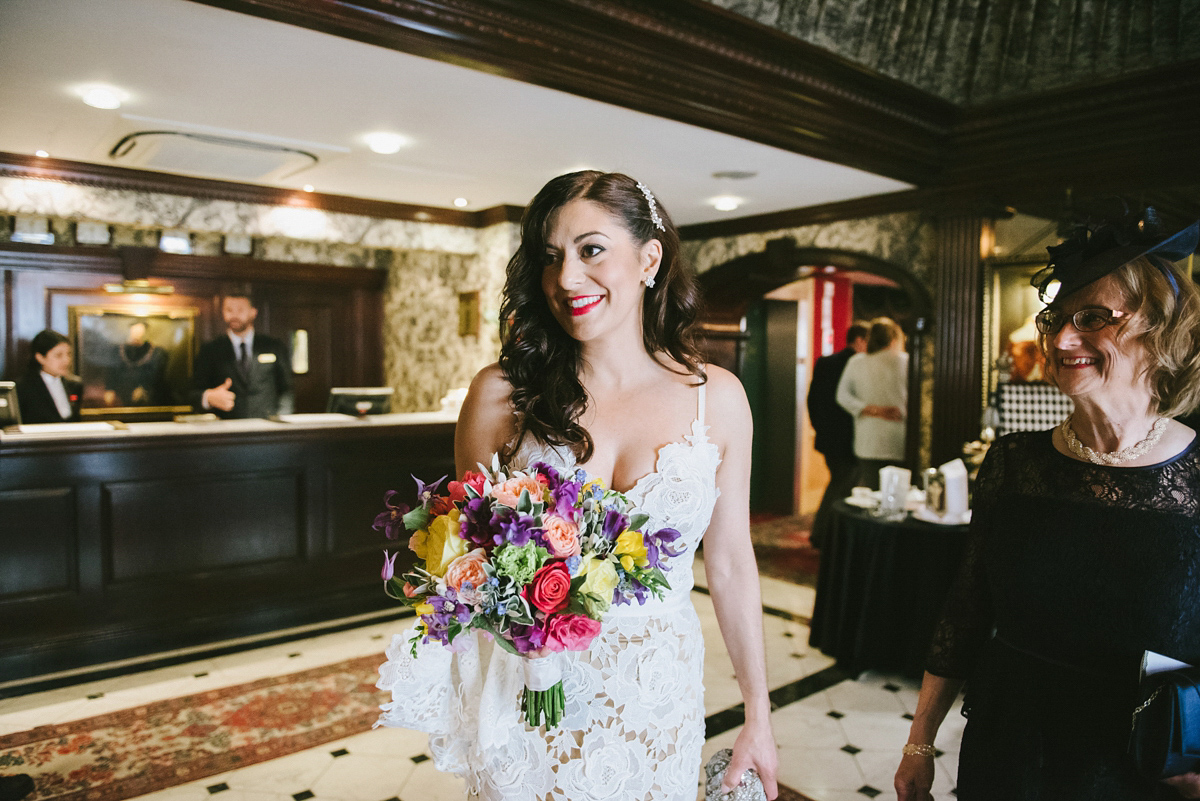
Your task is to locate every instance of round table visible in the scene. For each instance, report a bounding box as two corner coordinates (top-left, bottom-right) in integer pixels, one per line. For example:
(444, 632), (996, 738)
(808, 500), (970, 678)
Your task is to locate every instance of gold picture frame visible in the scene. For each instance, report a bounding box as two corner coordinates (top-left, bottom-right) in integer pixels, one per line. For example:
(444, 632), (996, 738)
(68, 306), (198, 417)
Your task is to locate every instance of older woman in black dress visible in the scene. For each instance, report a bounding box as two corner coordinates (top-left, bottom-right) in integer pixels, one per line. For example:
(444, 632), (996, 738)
(895, 210), (1200, 800)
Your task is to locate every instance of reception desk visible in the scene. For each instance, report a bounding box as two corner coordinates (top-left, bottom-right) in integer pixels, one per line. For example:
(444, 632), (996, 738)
(0, 413), (456, 684)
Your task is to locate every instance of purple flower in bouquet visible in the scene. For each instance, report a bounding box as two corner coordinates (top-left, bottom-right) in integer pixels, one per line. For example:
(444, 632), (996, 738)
(644, 527), (683, 569)
(372, 491), (410, 540)
(551, 480), (583, 522)
(461, 495), (501, 547)
(381, 550), (399, 581)
(602, 509), (629, 541)
(494, 510), (543, 548)
(615, 573), (651, 606)
(510, 621), (548, 654)
(413, 474), (447, 506)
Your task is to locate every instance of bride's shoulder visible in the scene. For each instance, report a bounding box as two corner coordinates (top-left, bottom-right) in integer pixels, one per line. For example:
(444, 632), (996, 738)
(700, 365), (751, 437)
(456, 364), (516, 468)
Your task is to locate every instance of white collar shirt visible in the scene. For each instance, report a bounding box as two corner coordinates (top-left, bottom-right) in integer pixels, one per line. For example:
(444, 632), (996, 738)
(40, 371), (72, 419)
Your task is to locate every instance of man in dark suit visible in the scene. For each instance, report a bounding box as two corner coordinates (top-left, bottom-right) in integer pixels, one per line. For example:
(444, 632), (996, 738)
(192, 290), (293, 418)
(806, 321), (868, 549)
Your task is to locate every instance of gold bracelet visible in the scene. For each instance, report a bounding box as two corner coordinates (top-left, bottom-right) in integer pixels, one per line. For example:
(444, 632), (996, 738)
(902, 743), (937, 758)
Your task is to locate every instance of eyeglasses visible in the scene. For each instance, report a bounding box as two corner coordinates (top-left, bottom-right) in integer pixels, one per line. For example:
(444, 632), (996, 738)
(1034, 306), (1128, 335)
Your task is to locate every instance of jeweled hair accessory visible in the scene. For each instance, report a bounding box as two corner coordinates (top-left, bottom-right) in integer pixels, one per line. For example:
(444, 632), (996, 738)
(636, 181), (666, 233)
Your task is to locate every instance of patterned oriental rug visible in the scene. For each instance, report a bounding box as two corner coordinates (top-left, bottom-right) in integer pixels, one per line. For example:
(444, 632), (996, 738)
(0, 654), (387, 801)
(1, 651), (820, 801)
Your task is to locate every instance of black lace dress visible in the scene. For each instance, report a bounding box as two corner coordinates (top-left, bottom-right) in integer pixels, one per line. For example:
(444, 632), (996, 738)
(927, 429), (1200, 800)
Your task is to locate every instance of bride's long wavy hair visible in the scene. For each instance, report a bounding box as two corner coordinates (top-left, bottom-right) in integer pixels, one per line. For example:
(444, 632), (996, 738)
(499, 171), (706, 464)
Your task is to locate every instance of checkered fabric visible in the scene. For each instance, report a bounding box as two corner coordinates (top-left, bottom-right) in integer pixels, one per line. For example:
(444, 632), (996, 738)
(998, 383), (1074, 435)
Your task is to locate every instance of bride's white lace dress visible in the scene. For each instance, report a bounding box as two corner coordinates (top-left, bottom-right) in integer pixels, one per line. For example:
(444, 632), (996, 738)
(377, 385), (721, 801)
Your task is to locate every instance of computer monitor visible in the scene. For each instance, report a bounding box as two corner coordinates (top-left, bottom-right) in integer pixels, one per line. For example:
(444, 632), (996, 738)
(326, 387), (394, 416)
(0, 381), (20, 427)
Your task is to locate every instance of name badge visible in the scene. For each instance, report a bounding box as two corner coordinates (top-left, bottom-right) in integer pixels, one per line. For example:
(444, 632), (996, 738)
(257, 353), (277, 364)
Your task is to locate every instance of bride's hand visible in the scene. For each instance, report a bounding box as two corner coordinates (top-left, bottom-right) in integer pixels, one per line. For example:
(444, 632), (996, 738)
(1162, 772), (1200, 798)
(722, 720), (779, 799)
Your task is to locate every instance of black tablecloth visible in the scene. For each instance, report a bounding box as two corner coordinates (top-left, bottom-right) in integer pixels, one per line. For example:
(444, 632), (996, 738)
(809, 500), (970, 678)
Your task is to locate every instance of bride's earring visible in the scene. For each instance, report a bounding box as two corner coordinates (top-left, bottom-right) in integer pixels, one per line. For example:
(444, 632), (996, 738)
(644, 274), (656, 289)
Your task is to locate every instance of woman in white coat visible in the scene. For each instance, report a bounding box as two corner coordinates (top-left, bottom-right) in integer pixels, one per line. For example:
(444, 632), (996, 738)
(835, 317), (908, 489)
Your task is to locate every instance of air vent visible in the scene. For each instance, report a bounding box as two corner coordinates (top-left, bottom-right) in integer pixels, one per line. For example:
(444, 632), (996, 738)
(109, 131), (318, 182)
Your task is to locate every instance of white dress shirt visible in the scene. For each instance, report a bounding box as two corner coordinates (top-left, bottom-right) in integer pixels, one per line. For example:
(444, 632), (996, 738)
(40, 371), (73, 420)
(229, 329), (255, 362)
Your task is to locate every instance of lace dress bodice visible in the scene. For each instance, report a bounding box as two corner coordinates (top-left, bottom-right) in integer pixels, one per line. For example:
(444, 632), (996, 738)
(928, 429), (1200, 679)
(377, 384), (721, 801)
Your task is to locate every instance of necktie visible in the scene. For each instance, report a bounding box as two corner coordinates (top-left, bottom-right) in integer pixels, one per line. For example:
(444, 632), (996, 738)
(238, 341), (251, 376)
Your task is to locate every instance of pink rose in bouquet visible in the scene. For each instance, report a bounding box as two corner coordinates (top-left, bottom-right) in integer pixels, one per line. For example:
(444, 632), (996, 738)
(546, 614), (602, 652)
(542, 515), (581, 558)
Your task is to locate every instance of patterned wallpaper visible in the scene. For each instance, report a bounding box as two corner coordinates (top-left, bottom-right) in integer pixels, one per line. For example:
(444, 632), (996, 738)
(0, 176), (516, 412)
(684, 210), (938, 467)
(702, 0), (1200, 106)
(684, 210), (937, 280)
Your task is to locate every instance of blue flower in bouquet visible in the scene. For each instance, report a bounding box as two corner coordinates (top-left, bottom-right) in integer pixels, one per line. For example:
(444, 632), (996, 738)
(644, 527), (683, 568)
(372, 491), (410, 540)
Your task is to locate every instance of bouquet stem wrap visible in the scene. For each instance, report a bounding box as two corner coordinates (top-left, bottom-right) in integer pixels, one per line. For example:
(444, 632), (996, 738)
(523, 652), (566, 727)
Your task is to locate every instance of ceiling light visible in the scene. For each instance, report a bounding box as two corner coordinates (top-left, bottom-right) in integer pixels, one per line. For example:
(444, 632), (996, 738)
(363, 132), (407, 154)
(34, 150), (48, 158)
(711, 196), (742, 212)
(80, 85), (127, 110)
(302, 184), (314, 192)
(453, 198), (469, 208)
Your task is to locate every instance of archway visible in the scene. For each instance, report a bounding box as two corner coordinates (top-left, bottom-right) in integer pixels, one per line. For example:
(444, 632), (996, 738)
(697, 237), (933, 515)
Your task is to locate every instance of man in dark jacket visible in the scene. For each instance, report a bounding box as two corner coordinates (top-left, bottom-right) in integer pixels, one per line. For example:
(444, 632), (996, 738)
(806, 321), (868, 548)
(192, 289), (293, 418)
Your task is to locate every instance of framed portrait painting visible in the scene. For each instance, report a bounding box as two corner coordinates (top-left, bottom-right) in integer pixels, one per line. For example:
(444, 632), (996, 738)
(68, 306), (198, 416)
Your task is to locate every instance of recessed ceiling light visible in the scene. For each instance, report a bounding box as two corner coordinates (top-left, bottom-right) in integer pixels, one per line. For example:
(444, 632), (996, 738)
(453, 198), (469, 208)
(363, 132), (408, 154)
(712, 170), (757, 180)
(302, 184), (314, 193)
(711, 196), (742, 212)
(35, 150), (48, 158)
(79, 85), (127, 110)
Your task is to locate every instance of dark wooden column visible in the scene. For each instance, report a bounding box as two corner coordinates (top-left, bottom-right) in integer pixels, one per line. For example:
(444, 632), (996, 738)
(931, 214), (987, 465)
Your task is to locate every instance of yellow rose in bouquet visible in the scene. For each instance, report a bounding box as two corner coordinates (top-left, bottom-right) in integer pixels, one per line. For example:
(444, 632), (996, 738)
(424, 509), (467, 576)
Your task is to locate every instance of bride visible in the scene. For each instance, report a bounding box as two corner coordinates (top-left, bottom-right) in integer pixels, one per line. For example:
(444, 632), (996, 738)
(378, 171), (778, 801)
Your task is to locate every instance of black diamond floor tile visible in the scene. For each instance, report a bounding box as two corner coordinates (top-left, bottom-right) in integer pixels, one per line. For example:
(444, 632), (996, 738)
(841, 744), (861, 755)
(293, 791), (314, 801)
(827, 710), (845, 719)
(206, 783), (229, 794)
(857, 786), (882, 798)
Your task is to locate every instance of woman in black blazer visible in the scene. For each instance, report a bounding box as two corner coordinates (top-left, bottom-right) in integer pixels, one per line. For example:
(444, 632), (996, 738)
(15, 329), (83, 424)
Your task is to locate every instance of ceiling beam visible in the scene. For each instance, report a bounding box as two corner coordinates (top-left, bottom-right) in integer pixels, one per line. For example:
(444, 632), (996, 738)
(185, 0), (955, 186)
(0, 152), (524, 228)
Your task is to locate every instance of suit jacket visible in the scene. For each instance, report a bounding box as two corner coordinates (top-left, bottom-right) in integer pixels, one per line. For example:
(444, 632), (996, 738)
(15, 371), (83, 424)
(806, 346), (856, 458)
(191, 333), (293, 418)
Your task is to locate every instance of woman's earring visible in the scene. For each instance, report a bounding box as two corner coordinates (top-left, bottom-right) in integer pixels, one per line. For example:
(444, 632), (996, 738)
(644, 274), (656, 289)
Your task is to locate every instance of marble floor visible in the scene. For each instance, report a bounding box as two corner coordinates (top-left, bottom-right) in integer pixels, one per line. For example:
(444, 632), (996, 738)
(0, 556), (963, 801)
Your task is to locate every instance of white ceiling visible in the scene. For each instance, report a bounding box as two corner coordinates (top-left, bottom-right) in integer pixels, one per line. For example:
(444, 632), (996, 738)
(0, 0), (911, 225)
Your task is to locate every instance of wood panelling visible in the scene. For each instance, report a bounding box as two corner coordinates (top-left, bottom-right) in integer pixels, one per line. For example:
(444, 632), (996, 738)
(0, 151), (523, 228)
(105, 471), (303, 582)
(0, 487), (76, 599)
(0, 243), (384, 409)
(930, 215), (986, 466)
(0, 420), (454, 682)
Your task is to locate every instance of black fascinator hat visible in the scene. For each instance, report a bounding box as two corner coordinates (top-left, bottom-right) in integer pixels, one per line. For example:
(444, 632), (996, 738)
(1030, 207), (1199, 303)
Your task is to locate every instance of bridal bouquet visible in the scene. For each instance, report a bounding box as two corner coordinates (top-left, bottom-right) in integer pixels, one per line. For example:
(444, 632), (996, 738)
(374, 455), (683, 727)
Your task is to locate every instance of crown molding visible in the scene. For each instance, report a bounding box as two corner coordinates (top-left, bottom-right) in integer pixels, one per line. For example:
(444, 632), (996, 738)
(0, 151), (522, 229)
(186, 0), (956, 186)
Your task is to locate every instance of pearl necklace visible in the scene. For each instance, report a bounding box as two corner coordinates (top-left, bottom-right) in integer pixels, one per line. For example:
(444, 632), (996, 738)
(1060, 414), (1168, 465)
